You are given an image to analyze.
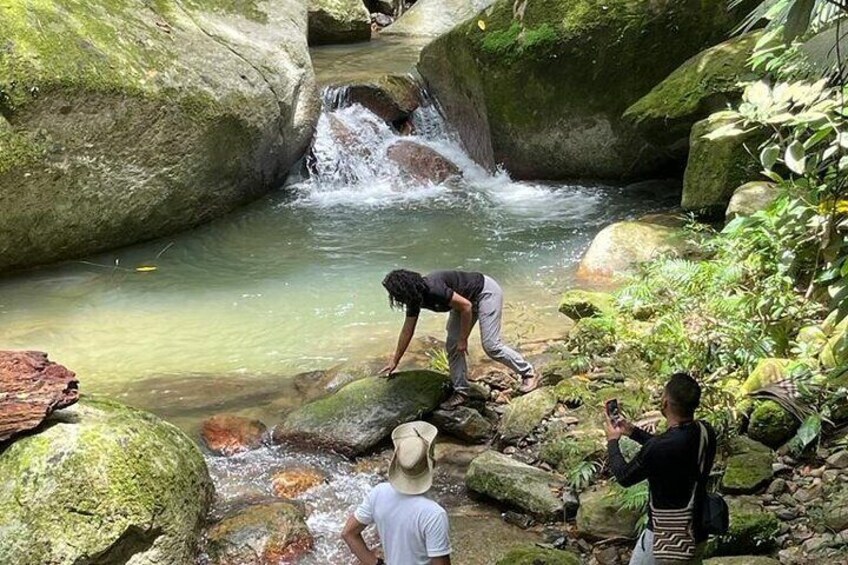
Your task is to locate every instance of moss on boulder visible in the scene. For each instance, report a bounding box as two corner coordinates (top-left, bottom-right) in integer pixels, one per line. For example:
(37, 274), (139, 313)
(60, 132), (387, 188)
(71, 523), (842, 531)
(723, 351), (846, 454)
(558, 290), (616, 320)
(465, 450), (565, 519)
(576, 485), (642, 540)
(720, 436), (774, 494)
(272, 370), (449, 456)
(624, 33), (760, 152)
(681, 112), (769, 216)
(0, 0), (319, 271)
(495, 544), (581, 565)
(747, 400), (798, 449)
(538, 433), (603, 474)
(0, 395), (213, 565)
(418, 0), (753, 179)
(821, 317), (848, 369)
(706, 498), (779, 557)
(308, 0), (371, 45)
(499, 386), (558, 443)
(739, 358), (791, 396)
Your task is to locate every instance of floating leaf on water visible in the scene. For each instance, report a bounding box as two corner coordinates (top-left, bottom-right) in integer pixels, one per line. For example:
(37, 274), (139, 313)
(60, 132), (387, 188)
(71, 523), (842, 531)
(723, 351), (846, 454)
(135, 266), (158, 273)
(477, 19), (486, 30)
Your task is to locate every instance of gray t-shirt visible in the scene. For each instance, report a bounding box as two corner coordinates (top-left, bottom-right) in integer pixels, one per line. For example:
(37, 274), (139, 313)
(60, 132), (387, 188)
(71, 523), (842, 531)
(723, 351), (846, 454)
(355, 482), (451, 565)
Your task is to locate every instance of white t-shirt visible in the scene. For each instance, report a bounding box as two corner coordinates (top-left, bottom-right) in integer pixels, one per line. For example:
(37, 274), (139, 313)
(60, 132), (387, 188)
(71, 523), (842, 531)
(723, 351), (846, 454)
(354, 482), (451, 565)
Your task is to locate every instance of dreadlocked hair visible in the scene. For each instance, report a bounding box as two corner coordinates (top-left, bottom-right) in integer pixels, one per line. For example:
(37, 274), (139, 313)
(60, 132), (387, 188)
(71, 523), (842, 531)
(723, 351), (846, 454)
(382, 269), (427, 310)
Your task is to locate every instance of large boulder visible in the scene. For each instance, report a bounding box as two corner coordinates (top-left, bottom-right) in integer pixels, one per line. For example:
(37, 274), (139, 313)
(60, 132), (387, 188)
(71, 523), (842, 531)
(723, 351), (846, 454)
(334, 74), (421, 123)
(418, 0), (752, 180)
(624, 33), (760, 153)
(499, 386), (557, 444)
(0, 0), (319, 272)
(681, 112), (768, 216)
(0, 350), (79, 442)
(465, 450), (565, 519)
(383, 0), (495, 37)
(0, 396), (213, 564)
(558, 290), (616, 320)
(705, 498), (779, 557)
(747, 400), (798, 449)
(430, 406), (494, 443)
(725, 181), (779, 222)
(272, 370), (449, 456)
(308, 0), (371, 45)
(205, 501), (313, 565)
(576, 485), (642, 540)
(577, 213), (699, 282)
(495, 544), (581, 565)
(739, 358), (791, 396)
(720, 436), (774, 494)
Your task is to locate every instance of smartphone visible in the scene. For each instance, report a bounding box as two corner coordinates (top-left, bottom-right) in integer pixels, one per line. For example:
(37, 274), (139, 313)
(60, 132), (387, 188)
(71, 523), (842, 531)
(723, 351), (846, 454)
(605, 398), (621, 424)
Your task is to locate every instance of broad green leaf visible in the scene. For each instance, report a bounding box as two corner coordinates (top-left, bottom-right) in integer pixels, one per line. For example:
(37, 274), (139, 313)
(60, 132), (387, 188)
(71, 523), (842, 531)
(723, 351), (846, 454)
(839, 132), (848, 148)
(839, 156), (848, 171)
(783, 0), (814, 42)
(703, 125), (747, 140)
(745, 81), (772, 108)
(795, 414), (821, 450)
(803, 126), (833, 149)
(785, 140), (806, 174)
(760, 144), (780, 170)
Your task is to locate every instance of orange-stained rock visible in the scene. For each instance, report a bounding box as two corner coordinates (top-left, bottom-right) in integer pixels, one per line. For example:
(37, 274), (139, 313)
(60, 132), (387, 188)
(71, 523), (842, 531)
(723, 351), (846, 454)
(0, 350), (79, 443)
(271, 467), (327, 498)
(201, 414), (267, 456)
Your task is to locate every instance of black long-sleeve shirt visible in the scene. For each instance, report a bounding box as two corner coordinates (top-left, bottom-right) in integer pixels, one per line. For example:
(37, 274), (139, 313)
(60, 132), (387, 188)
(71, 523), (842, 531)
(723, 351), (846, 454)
(607, 421), (717, 542)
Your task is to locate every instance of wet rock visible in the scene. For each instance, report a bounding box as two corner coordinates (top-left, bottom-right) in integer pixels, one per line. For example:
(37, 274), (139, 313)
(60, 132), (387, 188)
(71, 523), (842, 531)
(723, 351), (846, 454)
(308, 0), (371, 45)
(495, 544), (581, 564)
(338, 74), (421, 124)
(747, 400), (798, 449)
(499, 387), (558, 444)
(682, 112), (769, 216)
(272, 370), (449, 456)
(705, 498), (779, 557)
(558, 290), (616, 321)
(766, 478), (787, 496)
(384, 0), (495, 37)
(725, 181), (779, 222)
(387, 140), (461, 184)
(430, 406), (493, 443)
(205, 501), (313, 565)
(0, 0), (319, 272)
(372, 12), (393, 27)
(576, 485), (641, 540)
(624, 33), (760, 154)
(826, 450), (848, 469)
(465, 450), (565, 519)
(271, 468), (327, 498)
(704, 557), (780, 565)
(721, 436), (775, 494)
(201, 414), (267, 456)
(0, 396), (213, 565)
(0, 350), (79, 443)
(577, 214), (700, 282)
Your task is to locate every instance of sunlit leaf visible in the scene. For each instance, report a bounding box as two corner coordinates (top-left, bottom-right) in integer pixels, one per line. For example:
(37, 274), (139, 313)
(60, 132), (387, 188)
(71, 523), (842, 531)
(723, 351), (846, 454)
(135, 265), (158, 272)
(839, 132), (848, 148)
(839, 156), (848, 171)
(760, 144), (780, 170)
(785, 140), (806, 174)
(477, 19), (486, 30)
(744, 81), (772, 108)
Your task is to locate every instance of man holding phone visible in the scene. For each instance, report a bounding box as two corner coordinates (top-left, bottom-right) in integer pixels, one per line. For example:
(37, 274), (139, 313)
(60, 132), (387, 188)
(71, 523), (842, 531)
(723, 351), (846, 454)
(604, 373), (717, 565)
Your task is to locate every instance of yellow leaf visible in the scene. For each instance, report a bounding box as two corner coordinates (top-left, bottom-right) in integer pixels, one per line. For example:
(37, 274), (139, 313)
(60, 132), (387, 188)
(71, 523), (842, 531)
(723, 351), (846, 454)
(135, 265), (158, 272)
(477, 19), (486, 30)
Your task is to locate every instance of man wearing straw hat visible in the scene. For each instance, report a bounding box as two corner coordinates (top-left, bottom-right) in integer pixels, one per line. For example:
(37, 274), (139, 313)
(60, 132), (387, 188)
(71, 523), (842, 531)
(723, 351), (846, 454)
(342, 421), (452, 565)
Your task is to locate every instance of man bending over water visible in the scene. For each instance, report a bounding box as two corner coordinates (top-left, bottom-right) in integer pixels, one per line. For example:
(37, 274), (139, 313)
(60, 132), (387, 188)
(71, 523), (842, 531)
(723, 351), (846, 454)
(381, 269), (539, 409)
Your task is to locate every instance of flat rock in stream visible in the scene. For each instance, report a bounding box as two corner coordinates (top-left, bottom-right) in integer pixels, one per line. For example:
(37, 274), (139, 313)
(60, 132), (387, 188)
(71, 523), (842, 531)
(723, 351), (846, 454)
(0, 351), (79, 443)
(200, 413), (268, 456)
(387, 140), (462, 184)
(272, 370), (449, 456)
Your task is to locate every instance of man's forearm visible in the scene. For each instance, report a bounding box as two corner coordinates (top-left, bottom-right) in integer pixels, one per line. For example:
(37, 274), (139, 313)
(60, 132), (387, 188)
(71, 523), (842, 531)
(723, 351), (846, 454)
(459, 308), (472, 341)
(342, 532), (377, 565)
(394, 319), (417, 362)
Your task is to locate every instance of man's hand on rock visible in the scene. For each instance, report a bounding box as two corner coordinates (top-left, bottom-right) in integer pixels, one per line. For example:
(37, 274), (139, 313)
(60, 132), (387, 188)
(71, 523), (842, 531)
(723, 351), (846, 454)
(379, 358), (398, 378)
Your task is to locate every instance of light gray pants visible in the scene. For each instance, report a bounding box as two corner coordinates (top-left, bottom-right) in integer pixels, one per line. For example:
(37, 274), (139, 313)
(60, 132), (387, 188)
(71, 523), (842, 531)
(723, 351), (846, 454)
(629, 530), (705, 565)
(445, 276), (534, 391)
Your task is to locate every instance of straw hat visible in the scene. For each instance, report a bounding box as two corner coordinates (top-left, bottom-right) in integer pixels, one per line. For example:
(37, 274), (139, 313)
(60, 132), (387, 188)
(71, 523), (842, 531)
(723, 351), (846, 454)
(388, 421), (438, 495)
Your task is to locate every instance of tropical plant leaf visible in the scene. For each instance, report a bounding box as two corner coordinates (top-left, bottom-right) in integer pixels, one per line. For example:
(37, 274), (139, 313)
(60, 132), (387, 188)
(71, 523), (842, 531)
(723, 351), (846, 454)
(785, 140), (807, 173)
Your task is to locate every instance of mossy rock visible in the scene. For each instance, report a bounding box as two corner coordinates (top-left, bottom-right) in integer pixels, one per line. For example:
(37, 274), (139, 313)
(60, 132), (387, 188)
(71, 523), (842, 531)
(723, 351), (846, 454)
(308, 0), (371, 45)
(725, 181), (779, 222)
(558, 290), (616, 320)
(705, 498), (779, 557)
(681, 112), (769, 217)
(720, 436), (774, 494)
(538, 433), (603, 474)
(747, 400), (798, 449)
(624, 32), (760, 152)
(795, 325), (829, 358)
(418, 0), (754, 180)
(272, 370), (449, 456)
(495, 544), (581, 565)
(384, 0), (496, 37)
(0, 0), (319, 272)
(704, 557), (780, 565)
(499, 386), (558, 443)
(577, 214), (699, 282)
(465, 450), (565, 519)
(739, 358), (791, 396)
(576, 485), (642, 540)
(206, 501), (313, 564)
(0, 395), (213, 564)
(820, 317), (848, 369)
(822, 483), (848, 531)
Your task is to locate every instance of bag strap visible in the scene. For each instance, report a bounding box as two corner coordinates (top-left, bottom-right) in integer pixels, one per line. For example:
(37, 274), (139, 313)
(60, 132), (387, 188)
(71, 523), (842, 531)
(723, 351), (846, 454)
(684, 422), (709, 509)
